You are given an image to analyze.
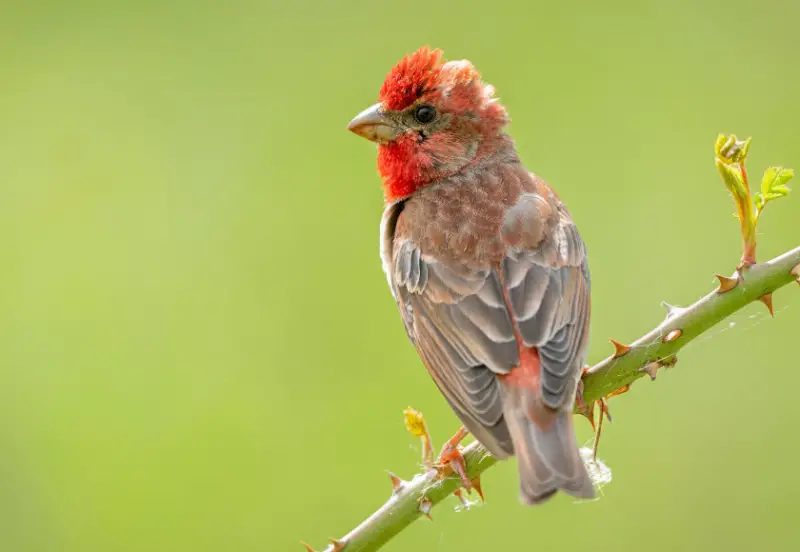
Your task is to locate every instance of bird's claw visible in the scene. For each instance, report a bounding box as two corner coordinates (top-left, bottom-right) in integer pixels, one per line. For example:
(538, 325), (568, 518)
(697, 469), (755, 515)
(590, 398), (614, 461)
(404, 411), (485, 504)
(434, 427), (484, 501)
(435, 427), (471, 487)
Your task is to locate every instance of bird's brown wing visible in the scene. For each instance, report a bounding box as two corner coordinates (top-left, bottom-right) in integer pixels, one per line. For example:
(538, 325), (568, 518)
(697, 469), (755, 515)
(382, 188), (590, 458)
(392, 239), (519, 457)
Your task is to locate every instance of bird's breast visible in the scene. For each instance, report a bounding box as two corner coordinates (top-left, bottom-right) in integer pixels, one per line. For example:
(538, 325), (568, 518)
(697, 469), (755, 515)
(395, 163), (542, 267)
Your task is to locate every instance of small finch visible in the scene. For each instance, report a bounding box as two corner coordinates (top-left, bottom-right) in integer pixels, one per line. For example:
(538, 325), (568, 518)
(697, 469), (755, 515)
(348, 47), (594, 504)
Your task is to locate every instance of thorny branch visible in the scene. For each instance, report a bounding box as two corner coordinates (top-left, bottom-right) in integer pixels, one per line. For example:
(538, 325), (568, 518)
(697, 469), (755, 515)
(301, 135), (798, 552)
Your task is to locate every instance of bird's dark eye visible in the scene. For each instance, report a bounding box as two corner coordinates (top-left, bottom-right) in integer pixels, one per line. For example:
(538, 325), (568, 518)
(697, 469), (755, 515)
(414, 105), (436, 124)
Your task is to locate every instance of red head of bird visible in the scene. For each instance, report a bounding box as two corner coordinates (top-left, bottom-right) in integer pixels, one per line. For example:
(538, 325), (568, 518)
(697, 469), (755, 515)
(347, 47), (511, 202)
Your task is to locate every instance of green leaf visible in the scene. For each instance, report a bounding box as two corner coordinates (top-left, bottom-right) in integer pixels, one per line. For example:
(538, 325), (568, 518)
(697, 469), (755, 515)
(756, 166), (792, 212)
(765, 192), (789, 201)
(754, 166), (792, 217)
(760, 166), (793, 197)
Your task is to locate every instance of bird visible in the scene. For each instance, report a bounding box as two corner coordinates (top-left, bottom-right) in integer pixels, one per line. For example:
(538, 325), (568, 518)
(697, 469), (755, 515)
(347, 47), (594, 505)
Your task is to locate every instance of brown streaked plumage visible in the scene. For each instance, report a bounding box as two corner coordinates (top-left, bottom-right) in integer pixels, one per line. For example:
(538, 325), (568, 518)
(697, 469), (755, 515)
(351, 47), (594, 505)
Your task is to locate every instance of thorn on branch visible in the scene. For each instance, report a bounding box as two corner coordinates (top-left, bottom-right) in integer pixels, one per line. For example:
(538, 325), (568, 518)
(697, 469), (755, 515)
(300, 542), (318, 552)
(606, 384), (630, 399)
(791, 264), (800, 286)
(662, 301), (684, 319)
(609, 339), (632, 358)
(329, 538), (346, 552)
(419, 497), (433, 519)
(639, 361), (660, 381)
(715, 272), (740, 293)
(663, 329), (682, 343)
(580, 399), (597, 430)
(758, 292), (774, 317)
(471, 475), (485, 502)
(387, 471), (406, 494)
(638, 355), (678, 382)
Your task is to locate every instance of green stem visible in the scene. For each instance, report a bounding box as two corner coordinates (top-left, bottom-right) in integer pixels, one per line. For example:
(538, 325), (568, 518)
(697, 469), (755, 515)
(312, 245), (800, 552)
(581, 246), (799, 402)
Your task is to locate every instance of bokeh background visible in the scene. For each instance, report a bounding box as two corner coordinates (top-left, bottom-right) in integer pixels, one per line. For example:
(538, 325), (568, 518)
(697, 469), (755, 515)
(1, 1), (799, 551)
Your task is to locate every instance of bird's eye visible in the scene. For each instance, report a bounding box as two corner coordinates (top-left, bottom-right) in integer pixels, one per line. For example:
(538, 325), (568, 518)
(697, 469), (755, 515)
(414, 105), (436, 124)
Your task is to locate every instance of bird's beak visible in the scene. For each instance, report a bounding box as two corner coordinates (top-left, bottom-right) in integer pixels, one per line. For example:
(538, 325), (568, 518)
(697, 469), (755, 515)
(347, 103), (399, 143)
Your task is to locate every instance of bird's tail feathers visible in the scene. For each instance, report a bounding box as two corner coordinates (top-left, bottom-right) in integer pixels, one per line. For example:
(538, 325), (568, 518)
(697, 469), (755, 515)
(500, 383), (595, 505)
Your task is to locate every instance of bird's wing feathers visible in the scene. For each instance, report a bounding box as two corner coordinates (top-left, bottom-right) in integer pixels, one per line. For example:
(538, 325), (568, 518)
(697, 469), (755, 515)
(393, 238), (518, 457)
(503, 212), (591, 409)
(383, 182), (589, 457)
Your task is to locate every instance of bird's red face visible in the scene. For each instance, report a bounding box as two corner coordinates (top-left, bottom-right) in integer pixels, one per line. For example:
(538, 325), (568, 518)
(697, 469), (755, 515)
(348, 47), (510, 202)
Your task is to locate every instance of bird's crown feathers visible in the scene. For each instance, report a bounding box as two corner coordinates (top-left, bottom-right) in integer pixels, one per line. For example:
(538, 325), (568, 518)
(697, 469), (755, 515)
(378, 46), (488, 111)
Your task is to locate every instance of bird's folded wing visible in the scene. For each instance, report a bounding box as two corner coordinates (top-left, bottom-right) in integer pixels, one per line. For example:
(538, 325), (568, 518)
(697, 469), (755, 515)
(502, 219), (591, 409)
(387, 198), (590, 454)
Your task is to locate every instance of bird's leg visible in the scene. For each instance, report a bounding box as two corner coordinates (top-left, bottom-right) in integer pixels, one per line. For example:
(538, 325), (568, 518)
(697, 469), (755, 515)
(435, 427), (472, 491)
(405, 411), (484, 502)
(590, 398), (614, 461)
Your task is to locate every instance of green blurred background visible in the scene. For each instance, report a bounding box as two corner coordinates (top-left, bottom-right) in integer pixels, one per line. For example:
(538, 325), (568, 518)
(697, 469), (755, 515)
(1, 1), (799, 551)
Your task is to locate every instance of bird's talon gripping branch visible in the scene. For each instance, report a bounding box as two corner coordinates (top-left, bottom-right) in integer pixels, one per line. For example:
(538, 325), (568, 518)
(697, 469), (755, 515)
(590, 398), (613, 461)
(435, 427), (472, 491)
(577, 371), (617, 431)
(582, 396), (613, 438)
(403, 406), (435, 468)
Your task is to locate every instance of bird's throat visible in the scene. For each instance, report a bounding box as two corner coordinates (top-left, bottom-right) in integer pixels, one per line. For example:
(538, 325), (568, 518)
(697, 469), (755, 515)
(378, 133), (516, 203)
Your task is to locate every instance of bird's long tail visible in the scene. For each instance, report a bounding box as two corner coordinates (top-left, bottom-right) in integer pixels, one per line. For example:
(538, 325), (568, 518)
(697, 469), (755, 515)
(500, 383), (595, 505)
